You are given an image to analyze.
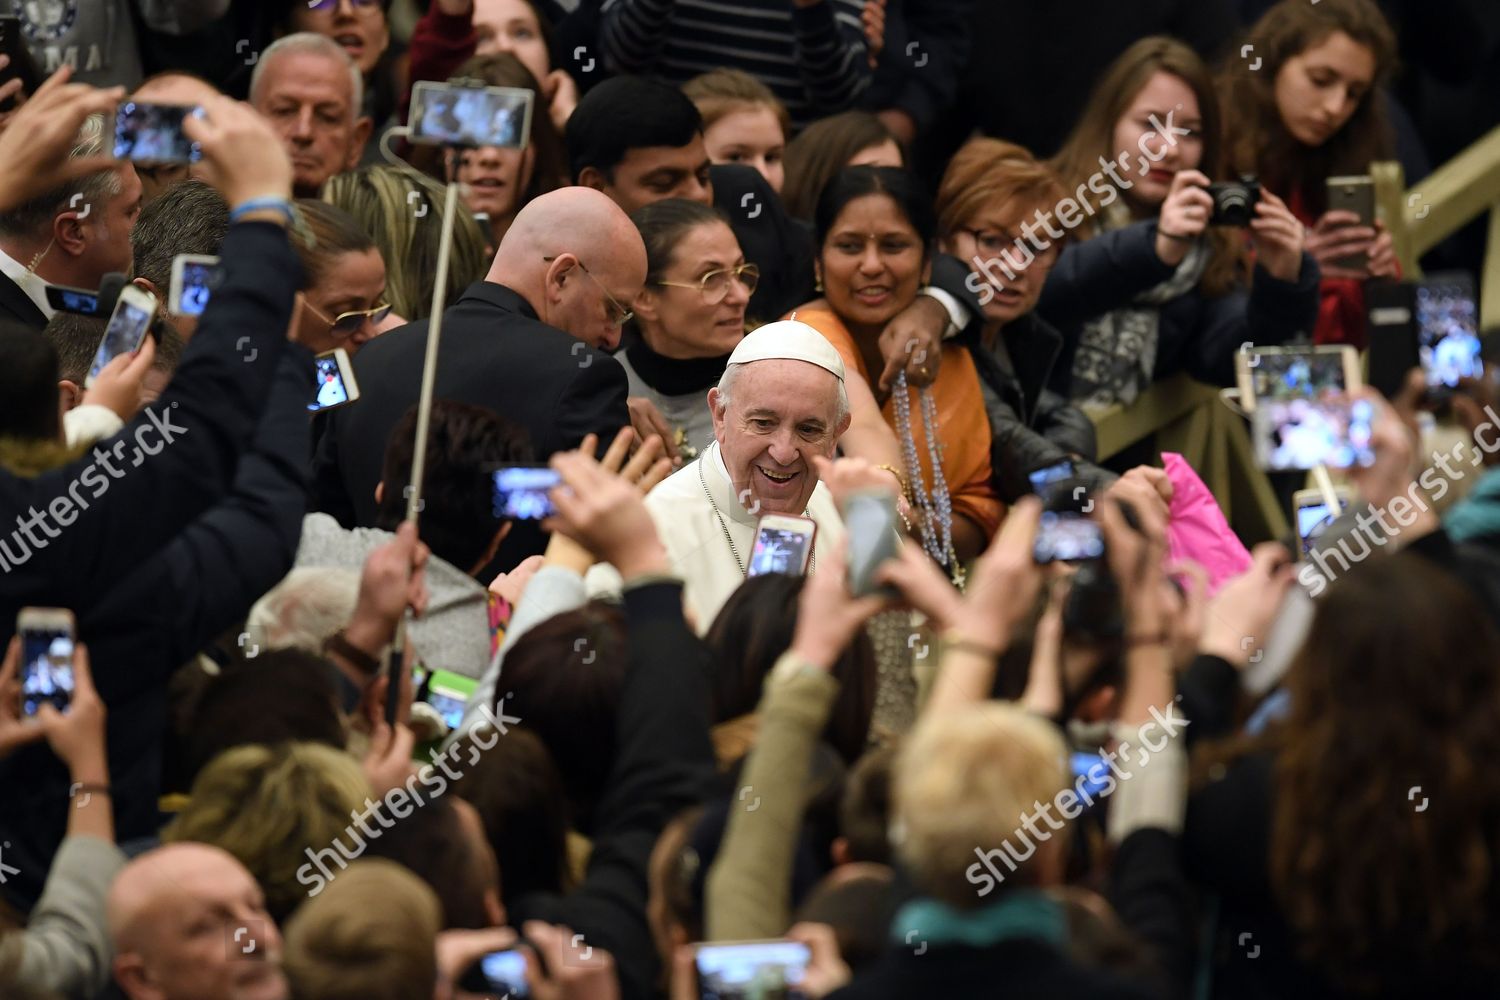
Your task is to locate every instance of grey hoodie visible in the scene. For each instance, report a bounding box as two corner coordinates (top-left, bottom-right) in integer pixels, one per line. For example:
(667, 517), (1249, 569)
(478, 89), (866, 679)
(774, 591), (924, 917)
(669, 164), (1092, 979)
(14, 0), (229, 88)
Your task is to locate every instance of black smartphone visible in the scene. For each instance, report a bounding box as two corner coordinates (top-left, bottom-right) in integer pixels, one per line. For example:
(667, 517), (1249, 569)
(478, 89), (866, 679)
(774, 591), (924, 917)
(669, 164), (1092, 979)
(113, 101), (203, 163)
(0, 17), (43, 110)
(492, 465), (561, 520)
(45, 284), (102, 316)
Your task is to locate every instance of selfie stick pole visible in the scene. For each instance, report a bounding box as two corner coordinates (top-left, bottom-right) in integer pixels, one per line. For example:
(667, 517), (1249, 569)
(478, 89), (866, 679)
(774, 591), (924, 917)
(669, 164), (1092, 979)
(384, 180), (461, 721)
(1311, 463), (1341, 516)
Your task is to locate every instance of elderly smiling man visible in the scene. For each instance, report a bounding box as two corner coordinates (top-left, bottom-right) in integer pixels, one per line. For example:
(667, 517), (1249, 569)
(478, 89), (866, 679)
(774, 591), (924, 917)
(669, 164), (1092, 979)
(633, 318), (893, 626)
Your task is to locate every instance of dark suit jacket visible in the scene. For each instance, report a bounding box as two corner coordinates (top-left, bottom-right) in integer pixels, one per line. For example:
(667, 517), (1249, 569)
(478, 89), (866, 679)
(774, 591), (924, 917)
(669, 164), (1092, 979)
(0, 268), (48, 330)
(311, 280), (630, 570)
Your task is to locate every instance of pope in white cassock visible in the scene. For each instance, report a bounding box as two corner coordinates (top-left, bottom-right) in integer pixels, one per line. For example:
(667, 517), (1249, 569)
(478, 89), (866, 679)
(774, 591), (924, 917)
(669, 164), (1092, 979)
(625, 319), (853, 629)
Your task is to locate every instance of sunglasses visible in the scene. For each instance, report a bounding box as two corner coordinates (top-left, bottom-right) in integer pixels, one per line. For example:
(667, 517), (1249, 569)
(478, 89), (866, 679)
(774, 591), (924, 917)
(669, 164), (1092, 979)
(305, 0), (382, 9)
(306, 300), (392, 337)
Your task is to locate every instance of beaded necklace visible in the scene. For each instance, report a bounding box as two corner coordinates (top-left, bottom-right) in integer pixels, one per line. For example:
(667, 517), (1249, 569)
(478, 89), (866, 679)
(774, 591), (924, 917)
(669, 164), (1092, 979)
(891, 371), (964, 588)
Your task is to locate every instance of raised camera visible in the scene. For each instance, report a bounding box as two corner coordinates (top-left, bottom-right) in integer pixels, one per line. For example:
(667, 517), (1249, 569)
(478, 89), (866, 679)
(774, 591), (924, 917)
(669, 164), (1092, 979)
(1206, 175), (1261, 227)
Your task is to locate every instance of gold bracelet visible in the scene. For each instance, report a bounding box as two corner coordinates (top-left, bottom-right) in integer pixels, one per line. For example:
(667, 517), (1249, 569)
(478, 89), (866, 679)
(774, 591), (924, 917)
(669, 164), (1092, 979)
(874, 463), (909, 498)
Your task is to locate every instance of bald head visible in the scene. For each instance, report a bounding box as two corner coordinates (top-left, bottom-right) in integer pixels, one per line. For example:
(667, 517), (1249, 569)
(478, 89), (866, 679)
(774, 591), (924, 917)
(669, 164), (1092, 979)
(109, 843), (286, 1000)
(489, 186), (647, 349)
(132, 72), (221, 107)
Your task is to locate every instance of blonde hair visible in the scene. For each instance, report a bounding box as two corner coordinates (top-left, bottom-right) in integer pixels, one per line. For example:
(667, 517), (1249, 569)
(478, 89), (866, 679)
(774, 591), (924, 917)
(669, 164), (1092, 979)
(893, 703), (1067, 908)
(682, 68), (790, 137)
(935, 138), (1069, 245)
(321, 166), (489, 320)
(282, 859), (441, 1000)
(163, 743), (371, 923)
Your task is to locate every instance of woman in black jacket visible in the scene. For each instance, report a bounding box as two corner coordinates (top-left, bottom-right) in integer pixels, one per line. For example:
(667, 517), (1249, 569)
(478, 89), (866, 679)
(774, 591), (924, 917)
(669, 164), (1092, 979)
(1044, 36), (1318, 408)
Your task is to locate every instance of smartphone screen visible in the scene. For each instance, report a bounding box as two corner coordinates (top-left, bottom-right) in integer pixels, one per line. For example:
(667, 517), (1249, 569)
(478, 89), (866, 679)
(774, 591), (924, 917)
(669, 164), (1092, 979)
(479, 949), (529, 998)
(844, 493), (899, 597)
(1254, 397), (1375, 471)
(1249, 350), (1349, 405)
(1416, 275), (1481, 389)
(309, 353), (352, 412)
(21, 625), (74, 717)
(409, 82), (532, 149)
(1071, 751), (1109, 802)
(424, 670), (477, 731)
(1034, 511), (1105, 564)
(492, 466), (560, 520)
(1296, 501), (1338, 556)
(114, 101), (202, 163)
(1028, 459), (1075, 495)
(747, 519), (814, 577)
(694, 940), (810, 1000)
(46, 286), (101, 315)
(172, 258), (223, 317)
(88, 294), (154, 381)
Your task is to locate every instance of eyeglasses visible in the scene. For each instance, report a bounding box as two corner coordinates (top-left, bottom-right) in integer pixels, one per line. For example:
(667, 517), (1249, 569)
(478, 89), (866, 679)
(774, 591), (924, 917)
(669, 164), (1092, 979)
(958, 227), (1060, 268)
(543, 255), (634, 328)
(654, 263), (759, 303)
(305, 300), (392, 337)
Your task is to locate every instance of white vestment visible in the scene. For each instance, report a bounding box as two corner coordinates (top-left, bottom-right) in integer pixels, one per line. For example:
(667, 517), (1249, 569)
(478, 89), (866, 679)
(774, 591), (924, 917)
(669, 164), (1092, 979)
(587, 441), (845, 632)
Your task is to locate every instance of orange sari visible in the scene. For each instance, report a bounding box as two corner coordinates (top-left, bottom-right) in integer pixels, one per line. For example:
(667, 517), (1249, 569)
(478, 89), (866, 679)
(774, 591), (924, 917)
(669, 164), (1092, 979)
(792, 307), (1003, 538)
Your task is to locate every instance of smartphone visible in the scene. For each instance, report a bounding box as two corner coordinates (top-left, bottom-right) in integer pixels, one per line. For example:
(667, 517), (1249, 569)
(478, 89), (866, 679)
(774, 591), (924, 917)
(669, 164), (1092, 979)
(1292, 486), (1351, 558)
(492, 465), (560, 520)
(17, 608), (75, 717)
(1236, 345), (1360, 413)
(423, 669), (478, 731)
(1326, 175), (1375, 271)
(1415, 272), (1481, 391)
(1253, 396), (1376, 471)
(85, 284), (156, 386)
(1034, 510), (1106, 563)
(113, 101), (203, 163)
(309, 348), (360, 412)
(45, 284), (102, 316)
(844, 491), (900, 597)
(1028, 459), (1075, 496)
(1365, 281), (1421, 400)
(0, 17), (43, 110)
(409, 81), (533, 150)
(168, 254), (222, 317)
(694, 940), (810, 1000)
(475, 948), (530, 998)
(1071, 751), (1109, 803)
(746, 514), (816, 578)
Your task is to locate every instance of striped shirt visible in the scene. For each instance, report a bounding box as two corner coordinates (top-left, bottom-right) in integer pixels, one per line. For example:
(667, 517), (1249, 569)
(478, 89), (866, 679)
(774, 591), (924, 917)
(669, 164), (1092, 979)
(599, 0), (870, 129)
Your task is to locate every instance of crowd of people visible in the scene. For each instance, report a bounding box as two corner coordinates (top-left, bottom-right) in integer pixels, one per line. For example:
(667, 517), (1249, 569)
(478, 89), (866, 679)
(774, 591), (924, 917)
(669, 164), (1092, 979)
(0, 0), (1498, 998)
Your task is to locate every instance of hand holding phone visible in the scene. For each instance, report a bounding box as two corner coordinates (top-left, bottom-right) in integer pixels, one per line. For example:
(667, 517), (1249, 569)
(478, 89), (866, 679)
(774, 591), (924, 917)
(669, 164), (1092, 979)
(16, 607), (75, 717)
(694, 940), (810, 1000)
(493, 466), (561, 520)
(843, 492), (900, 597)
(86, 284), (156, 386)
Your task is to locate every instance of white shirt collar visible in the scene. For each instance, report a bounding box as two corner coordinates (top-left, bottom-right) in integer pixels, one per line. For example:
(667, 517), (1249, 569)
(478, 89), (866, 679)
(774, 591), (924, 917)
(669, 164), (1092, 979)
(0, 245), (58, 320)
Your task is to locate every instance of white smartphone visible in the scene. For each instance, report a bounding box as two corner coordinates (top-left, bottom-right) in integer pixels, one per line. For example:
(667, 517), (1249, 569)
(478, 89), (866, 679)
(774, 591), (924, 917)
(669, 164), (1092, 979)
(693, 939), (810, 1000)
(408, 81), (533, 149)
(309, 348), (360, 412)
(746, 514), (816, 577)
(844, 491), (901, 597)
(1292, 486), (1352, 558)
(85, 284), (157, 386)
(168, 254), (222, 317)
(1235, 344), (1361, 414)
(16, 607), (75, 717)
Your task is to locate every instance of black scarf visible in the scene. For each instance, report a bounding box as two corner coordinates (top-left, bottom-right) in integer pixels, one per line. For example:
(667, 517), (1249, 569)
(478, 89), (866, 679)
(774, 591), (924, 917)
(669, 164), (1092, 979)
(623, 335), (733, 398)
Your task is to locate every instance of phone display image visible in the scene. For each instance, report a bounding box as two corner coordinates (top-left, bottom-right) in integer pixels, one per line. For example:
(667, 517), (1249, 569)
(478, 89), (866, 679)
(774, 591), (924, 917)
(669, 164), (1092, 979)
(493, 466), (561, 520)
(46, 286), (100, 315)
(747, 516), (815, 577)
(311, 353), (351, 411)
(1028, 459), (1075, 495)
(1296, 501), (1339, 556)
(478, 949), (529, 999)
(409, 82), (533, 149)
(171, 257), (223, 317)
(1071, 751), (1109, 802)
(1254, 397), (1375, 471)
(1248, 350), (1350, 404)
(87, 289), (155, 383)
(423, 670), (478, 731)
(114, 101), (202, 163)
(694, 940), (810, 1000)
(1416, 276), (1480, 389)
(1033, 511), (1105, 564)
(20, 617), (74, 717)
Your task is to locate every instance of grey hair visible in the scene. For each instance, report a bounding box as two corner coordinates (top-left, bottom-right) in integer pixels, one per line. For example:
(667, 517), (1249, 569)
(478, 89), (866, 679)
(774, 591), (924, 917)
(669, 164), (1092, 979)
(715, 361), (851, 426)
(250, 32), (364, 119)
(243, 567), (360, 655)
(0, 114), (125, 237)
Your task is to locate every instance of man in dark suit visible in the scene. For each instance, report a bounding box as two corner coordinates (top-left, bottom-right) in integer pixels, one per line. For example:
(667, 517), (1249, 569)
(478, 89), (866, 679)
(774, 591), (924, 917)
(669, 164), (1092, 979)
(311, 186), (646, 571)
(0, 114), (143, 330)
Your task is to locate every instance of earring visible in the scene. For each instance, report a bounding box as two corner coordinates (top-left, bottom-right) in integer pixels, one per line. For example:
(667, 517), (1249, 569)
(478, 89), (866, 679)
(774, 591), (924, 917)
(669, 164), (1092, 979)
(814, 276), (823, 292)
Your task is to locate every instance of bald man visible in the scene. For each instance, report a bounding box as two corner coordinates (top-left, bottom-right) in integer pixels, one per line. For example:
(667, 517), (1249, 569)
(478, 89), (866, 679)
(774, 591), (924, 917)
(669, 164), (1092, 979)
(130, 73), (223, 202)
(311, 186), (645, 568)
(107, 843), (288, 1000)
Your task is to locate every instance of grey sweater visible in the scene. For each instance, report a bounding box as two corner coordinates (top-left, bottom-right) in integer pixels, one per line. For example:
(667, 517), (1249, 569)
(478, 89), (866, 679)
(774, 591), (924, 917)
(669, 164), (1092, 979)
(14, 0), (230, 88)
(0, 835), (126, 998)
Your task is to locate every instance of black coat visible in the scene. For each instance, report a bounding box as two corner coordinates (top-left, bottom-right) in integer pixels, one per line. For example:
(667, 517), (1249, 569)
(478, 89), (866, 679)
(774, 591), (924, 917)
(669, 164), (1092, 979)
(311, 281), (630, 570)
(0, 268), (48, 330)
